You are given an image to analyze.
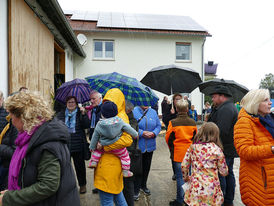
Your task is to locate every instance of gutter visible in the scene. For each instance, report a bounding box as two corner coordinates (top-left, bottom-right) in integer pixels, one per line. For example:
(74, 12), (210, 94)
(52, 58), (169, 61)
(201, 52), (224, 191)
(24, 0), (86, 57)
(201, 37), (206, 114)
(72, 28), (211, 38)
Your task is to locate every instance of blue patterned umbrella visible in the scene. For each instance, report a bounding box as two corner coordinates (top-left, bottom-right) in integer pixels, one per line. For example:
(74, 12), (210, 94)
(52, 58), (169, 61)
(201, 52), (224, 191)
(55, 78), (92, 104)
(85, 72), (159, 106)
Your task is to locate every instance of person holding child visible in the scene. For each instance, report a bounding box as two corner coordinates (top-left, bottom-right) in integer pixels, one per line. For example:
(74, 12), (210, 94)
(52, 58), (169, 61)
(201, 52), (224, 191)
(182, 122), (228, 206)
(93, 88), (133, 206)
(88, 101), (138, 178)
(165, 100), (197, 206)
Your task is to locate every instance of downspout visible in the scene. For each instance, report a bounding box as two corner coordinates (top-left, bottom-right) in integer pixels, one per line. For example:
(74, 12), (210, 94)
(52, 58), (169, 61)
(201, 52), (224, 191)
(201, 37), (206, 117)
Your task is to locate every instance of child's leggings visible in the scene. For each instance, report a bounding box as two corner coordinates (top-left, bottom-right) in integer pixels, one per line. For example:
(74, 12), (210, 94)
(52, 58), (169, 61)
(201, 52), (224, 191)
(91, 147), (131, 170)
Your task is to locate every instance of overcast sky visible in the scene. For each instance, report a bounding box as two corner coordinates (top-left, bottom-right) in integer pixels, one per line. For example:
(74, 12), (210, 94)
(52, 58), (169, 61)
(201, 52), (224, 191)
(58, 0), (274, 90)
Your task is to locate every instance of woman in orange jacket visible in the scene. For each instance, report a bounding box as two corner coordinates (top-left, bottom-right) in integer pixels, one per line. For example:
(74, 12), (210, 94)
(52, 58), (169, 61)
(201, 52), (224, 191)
(234, 89), (274, 206)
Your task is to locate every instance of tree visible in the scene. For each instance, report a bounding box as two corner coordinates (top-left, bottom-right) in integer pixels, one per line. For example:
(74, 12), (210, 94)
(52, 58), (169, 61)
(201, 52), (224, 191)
(259, 73), (274, 89)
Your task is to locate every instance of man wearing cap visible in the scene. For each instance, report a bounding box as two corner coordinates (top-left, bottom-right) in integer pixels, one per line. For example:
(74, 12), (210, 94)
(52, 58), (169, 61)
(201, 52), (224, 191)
(207, 85), (238, 206)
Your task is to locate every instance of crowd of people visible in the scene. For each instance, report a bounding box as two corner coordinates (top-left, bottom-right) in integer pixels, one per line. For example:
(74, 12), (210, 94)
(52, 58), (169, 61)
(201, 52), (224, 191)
(0, 85), (273, 206)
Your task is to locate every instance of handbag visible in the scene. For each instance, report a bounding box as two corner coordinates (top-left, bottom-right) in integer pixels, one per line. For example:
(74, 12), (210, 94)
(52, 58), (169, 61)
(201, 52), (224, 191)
(129, 140), (142, 176)
(129, 108), (148, 175)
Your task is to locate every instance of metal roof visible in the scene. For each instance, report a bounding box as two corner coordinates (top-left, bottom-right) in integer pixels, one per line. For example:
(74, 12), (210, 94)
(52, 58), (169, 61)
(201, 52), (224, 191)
(67, 10), (208, 32)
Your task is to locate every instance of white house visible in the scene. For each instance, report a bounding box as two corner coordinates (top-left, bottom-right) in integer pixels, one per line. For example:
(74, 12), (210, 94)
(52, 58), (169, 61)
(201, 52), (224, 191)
(66, 11), (211, 115)
(0, 0), (85, 100)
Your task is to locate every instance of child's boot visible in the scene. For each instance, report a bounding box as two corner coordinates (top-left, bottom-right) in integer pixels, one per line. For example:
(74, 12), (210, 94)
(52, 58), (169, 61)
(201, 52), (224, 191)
(88, 161), (97, 168)
(122, 170), (133, 177)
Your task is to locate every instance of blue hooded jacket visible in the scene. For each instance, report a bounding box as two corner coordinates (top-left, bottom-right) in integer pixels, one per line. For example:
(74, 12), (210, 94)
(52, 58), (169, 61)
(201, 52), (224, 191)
(133, 107), (161, 153)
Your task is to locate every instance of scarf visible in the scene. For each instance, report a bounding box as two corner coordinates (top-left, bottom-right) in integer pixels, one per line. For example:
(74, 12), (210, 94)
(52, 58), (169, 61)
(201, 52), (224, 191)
(65, 108), (78, 133)
(90, 107), (97, 128)
(259, 114), (274, 138)
(8, 122), (44, 190)
(85, 105), (94, 120)
(90, 100), (102, 128)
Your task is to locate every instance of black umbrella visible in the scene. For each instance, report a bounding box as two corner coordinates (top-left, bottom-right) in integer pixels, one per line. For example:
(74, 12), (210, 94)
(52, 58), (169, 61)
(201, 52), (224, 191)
(198, 78), (249, 102)
(140, 64), (202, 95)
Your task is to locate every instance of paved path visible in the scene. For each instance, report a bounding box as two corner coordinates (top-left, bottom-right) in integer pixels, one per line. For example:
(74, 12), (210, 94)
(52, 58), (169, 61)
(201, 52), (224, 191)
(80, 130), (244, 206)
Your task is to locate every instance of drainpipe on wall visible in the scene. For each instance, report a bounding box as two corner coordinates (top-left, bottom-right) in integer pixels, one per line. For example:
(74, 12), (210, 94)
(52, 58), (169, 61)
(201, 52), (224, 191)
(201, 37), (206, 116)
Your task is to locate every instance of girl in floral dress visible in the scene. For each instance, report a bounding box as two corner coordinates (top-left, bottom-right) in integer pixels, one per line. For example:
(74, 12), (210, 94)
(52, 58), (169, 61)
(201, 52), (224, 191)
(182, 122), (228, 206)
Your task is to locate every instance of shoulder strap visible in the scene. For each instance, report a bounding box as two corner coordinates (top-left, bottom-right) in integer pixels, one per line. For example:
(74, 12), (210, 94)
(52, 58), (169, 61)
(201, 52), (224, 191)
(0, 123), (10, 144)
(137, 109), (148, 123)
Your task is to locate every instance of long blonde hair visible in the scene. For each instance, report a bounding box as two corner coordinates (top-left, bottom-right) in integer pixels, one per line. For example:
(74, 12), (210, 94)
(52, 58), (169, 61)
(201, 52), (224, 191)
(4, 91), (54, 134)
(193, 122), (223, 150)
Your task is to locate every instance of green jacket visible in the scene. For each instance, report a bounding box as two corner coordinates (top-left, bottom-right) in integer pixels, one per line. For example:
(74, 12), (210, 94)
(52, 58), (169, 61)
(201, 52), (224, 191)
(3, 151), (60, 206)
(3, 118), (80, 206)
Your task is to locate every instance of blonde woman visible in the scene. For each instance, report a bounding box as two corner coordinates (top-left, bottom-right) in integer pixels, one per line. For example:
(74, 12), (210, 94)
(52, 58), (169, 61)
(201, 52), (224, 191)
(0, 91), (80, 206)
(234, 89), (274, 206)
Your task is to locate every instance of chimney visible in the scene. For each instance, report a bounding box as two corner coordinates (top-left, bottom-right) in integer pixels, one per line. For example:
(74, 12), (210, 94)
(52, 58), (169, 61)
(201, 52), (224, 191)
(208, 61), (214, 66)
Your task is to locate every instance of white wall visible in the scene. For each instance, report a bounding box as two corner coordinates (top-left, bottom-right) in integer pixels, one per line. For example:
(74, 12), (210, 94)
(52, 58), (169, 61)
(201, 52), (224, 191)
(74, 31), (206, 114)
(0, 0), (8, 98)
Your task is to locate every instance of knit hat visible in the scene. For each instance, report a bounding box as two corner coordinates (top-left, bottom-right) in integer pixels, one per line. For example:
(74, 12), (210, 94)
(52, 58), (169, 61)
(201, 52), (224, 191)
(101, 101), (118, 118)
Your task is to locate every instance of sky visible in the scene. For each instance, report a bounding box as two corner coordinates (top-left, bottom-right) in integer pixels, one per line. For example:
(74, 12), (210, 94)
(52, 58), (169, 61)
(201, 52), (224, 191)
(58, 0), (274, 90)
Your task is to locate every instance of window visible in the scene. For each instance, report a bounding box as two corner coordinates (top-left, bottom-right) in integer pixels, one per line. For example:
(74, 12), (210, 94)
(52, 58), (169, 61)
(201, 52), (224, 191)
(176, 42), (191, 61)
(93, 40), (114, 60)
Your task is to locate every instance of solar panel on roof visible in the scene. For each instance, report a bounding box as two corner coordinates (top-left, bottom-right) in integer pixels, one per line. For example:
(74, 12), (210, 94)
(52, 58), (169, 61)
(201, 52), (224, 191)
(71, 11), (207, 32)
(70, 11), (99, 21)
(84, 12), (99, 21)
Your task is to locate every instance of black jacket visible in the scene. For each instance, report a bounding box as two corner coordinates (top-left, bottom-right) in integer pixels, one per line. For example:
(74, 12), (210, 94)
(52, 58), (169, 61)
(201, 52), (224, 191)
(161, 100), (172, 127)
(164, 103), (178, 128)
(18, 118), (80, 206)
(57, 109), (90, 153)
(208, 100), (239, 157)
(0, 107), (8, 133)
(89, 104), (102, 140)
(0, 122), (18, 168)
(126, 111), (139, 151)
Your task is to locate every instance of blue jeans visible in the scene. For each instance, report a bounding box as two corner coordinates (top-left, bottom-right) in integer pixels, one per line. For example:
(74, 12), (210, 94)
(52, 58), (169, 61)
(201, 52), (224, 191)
(219, 157), (235, 205)
(98, 190), (128, 206)
(174, 161), (185, 204)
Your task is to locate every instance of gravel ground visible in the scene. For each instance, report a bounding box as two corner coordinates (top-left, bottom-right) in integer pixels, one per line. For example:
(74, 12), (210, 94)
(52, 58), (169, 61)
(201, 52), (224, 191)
(80, 130), (245, 206)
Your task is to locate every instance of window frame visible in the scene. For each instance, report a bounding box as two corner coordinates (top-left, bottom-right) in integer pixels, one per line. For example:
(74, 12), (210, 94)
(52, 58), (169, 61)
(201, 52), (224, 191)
(93, 40), (115, 61)
(175, 42), (192, 62)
